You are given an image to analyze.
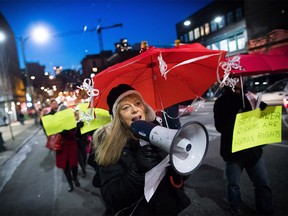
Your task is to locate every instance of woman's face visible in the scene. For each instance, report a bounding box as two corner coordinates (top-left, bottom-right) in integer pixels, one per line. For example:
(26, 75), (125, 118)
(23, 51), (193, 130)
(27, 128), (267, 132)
(118, 94), (146, 127)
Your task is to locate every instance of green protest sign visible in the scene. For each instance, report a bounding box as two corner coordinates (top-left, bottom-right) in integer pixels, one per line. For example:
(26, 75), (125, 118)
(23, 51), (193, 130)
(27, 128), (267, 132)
(232, 106), (282, 153)
(41, 108), (77, 136)
(78, 103), (111, 134)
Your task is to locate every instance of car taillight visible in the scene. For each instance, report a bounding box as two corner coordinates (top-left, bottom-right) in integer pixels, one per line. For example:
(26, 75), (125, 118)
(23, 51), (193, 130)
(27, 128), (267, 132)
(283, 97), (288, 108)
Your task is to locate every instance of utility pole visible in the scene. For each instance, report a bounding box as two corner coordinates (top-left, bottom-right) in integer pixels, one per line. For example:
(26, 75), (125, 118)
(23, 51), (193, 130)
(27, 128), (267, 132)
(96, 19), (123, 53)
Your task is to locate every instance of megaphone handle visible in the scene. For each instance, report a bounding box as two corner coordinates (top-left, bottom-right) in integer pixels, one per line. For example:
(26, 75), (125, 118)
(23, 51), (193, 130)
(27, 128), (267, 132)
(169, 175), (184, 189)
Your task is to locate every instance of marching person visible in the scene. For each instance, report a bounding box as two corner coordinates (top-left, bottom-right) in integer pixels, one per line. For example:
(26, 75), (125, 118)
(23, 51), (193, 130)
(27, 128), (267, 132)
(92, 84), (190, 215)
(213, 78), (273, 215)
(40, 98), (59, 137)
(56, 104), (80, 192)
(75, 110), (89, 177)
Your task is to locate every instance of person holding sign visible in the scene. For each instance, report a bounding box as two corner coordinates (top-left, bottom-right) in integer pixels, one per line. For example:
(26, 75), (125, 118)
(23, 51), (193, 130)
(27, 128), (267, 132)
(56, 104), (80, 192)
(40, 98), (59, 137)
(75, 110), (89, 178)
(213, 79), (273, 215)
(92, 84), (190, 216)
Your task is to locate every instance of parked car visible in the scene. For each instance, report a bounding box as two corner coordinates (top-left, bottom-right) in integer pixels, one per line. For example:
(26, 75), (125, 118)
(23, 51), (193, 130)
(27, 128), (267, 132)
(260, 78), (288, 106)
(179, 105), (193, 116)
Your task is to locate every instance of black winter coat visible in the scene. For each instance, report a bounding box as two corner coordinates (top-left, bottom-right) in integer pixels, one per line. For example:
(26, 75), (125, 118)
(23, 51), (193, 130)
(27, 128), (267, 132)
(213, 87), (264, 165)
(99, 139), (190, 216)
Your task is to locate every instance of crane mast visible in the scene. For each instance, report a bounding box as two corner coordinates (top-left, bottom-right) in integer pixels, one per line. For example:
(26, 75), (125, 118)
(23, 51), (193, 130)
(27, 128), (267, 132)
(96, 19), (123, 52)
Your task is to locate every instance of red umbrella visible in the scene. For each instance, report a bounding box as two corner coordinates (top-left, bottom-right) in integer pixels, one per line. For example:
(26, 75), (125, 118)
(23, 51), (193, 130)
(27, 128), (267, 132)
(91, 43), (227, 111)
(229, 54), (288, 76)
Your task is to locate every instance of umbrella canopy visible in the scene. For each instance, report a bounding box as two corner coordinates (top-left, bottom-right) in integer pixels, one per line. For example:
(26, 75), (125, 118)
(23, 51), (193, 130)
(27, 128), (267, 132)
(92, 43), (227, 111)
(229, 54), (288, 76)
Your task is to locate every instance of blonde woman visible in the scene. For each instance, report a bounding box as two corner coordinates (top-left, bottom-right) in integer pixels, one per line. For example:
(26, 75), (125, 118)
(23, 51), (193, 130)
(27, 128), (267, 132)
(92, 84), (190, 216)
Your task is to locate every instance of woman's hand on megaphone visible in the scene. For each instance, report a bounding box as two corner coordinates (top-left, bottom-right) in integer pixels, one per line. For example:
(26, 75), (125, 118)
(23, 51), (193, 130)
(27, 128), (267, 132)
(136, 145), (163, 174)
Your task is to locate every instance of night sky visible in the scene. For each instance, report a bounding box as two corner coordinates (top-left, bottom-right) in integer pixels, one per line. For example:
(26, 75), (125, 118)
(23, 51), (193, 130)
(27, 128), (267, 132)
(0, 0), (212, 74)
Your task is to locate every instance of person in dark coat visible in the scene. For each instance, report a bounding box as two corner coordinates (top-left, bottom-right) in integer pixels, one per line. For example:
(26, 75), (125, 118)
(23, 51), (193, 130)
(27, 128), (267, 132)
(75, 110), (89, 177)
(162, 103), (181, 129)
(92, 84), (190, 216)
(40, 98), (59, 136)
(56, 104), (80, 192)
(213, 80), (273, 215)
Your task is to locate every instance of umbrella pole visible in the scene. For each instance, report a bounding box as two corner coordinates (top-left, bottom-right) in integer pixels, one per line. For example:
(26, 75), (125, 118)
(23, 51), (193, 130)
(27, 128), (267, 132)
(240, 75), (245, 109)
(162, 110), (170, 129)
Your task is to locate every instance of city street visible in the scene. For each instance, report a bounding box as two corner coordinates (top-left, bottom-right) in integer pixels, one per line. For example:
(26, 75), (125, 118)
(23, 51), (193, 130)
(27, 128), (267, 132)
(0, 103), (287, 216)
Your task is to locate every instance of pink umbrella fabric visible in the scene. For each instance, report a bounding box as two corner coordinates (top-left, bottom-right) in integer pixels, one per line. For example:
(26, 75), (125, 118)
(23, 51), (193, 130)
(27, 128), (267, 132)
(230, 54), (288, 76)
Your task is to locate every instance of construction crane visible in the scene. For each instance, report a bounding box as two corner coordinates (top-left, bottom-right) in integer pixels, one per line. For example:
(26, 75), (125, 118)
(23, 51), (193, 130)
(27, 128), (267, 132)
(96, 19), (123, 52)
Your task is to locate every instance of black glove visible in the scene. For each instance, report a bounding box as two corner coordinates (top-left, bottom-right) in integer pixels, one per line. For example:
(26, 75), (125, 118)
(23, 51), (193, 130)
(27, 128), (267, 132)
(136, 145), (163, 174)
(259, 102), (267, 111)
(77, 121), (84, 128)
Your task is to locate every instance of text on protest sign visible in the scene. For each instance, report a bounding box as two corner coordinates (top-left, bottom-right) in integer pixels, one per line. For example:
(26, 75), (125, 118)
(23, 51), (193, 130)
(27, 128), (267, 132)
(232, 106), (282, 153)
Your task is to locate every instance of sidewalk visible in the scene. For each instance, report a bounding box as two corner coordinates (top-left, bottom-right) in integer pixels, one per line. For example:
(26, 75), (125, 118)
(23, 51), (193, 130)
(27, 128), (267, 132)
(0, 119), (41, 167)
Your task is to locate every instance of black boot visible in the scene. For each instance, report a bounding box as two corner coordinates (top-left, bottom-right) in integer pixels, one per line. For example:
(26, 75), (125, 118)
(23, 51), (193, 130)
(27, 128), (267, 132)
(68, 181), (74, 192)
(64, 164), (74, 192)
(81, 168), (87, 178)
(74, 177), (80, 187)
(72, 166), (80, 187)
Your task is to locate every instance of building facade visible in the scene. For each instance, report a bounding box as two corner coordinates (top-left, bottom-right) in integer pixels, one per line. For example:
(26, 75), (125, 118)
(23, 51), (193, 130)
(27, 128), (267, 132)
(0, 12), (25, 123)
(176, 0), (288, 94)
(176, 0), (288, 56)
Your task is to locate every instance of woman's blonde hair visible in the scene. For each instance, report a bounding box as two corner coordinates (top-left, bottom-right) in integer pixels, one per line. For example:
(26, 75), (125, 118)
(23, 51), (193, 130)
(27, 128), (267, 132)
(94, 94), (139, 166)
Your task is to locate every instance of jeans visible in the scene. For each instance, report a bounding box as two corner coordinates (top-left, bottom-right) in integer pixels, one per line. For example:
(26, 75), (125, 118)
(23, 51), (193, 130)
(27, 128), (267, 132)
(225, 157), (273, 214)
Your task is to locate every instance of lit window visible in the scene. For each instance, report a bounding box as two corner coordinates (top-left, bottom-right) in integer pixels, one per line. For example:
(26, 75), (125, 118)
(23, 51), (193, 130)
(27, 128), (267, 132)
(228, 37), (237, 52)
(200, 26), (205, 37)
(237, 33), (245, 49)
(211, 43), (219, 50)
(220, 39), (228, 51)
(216, 16), (225, 29)
(188, 30), (194, 41)
(204, 23), (210, 35)
(194, 28), (200, 39)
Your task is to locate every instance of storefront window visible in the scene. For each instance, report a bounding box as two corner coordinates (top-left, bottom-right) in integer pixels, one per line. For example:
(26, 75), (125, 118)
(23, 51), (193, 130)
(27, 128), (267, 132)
(228, 37), (237, 52)
(220, 39), (228, 51)
(237, 33), (245, 49)
(211, 43), (220, 50)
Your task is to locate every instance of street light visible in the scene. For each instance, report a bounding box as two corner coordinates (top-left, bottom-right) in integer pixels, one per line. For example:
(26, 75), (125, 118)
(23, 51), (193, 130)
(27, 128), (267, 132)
(17, 26), (50, 108)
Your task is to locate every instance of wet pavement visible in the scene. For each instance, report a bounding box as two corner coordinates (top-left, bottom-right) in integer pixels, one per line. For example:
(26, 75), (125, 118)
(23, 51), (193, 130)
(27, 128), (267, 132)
(0, 118), (40, 167)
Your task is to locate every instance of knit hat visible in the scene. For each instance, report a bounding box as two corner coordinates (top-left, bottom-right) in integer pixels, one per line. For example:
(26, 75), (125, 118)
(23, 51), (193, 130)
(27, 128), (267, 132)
(107, 84), (156, 122)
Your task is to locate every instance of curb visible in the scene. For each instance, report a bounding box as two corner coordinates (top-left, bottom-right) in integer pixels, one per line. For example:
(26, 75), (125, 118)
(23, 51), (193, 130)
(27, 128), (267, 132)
(14, 127), (42, 154)
(0, 126), (41, 167)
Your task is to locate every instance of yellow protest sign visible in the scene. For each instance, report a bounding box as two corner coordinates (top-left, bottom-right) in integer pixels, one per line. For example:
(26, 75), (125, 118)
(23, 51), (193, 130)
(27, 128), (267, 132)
(78, 103), (111, 134)
(232, 106), (282, 153)
(41, 108), (77, 136)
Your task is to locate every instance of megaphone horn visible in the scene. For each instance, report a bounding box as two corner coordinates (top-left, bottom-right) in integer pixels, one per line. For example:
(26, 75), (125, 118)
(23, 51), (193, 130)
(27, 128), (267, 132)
(131, 120), (209, 175)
